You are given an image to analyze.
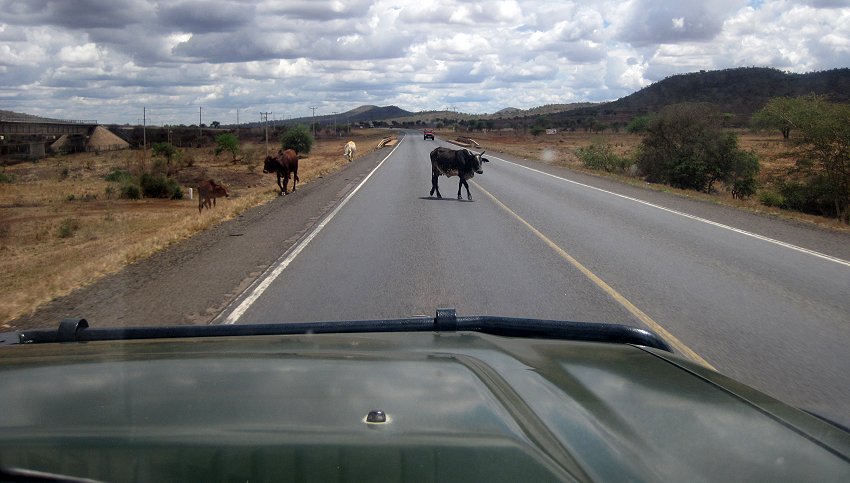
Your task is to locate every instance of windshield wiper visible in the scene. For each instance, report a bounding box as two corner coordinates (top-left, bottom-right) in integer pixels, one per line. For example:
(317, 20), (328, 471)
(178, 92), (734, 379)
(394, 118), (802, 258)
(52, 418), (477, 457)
(0, 308), (671, 352)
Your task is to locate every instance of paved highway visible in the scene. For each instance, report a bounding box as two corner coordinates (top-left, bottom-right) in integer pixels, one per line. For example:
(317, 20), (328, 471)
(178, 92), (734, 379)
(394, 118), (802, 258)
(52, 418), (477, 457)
(221, 131), (850, 427)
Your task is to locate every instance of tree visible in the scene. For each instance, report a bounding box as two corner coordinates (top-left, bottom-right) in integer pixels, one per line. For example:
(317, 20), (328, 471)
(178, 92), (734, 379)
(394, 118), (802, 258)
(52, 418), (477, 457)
(763, 95), (850, 221)
(280, 124), (314, 154)
(635, 103), (759, 194)
(214, 133), (240, 163)
(751, 97), (797, 139)
(210, 121), (221, 128)
(151, 142), (179, 175)
(626, 116), (649, 134)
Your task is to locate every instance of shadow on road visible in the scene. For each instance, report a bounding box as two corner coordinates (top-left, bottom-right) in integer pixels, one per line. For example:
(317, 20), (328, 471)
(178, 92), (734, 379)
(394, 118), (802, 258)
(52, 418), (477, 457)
(418, 197), (475, 202)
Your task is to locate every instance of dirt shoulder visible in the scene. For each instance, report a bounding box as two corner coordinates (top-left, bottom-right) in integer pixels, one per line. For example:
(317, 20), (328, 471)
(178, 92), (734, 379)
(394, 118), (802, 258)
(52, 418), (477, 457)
(7, 143), (393, 331)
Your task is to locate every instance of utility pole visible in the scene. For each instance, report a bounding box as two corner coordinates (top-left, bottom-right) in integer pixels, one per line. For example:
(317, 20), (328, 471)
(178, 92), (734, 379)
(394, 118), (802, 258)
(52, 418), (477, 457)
(142, 106), (147, 158)
(198, 107), (202, 140)
(332, 111), (338, 137)
(260, 111), (272, 155)
(236, 108), (239, 138)
(309, 106), (317, 138)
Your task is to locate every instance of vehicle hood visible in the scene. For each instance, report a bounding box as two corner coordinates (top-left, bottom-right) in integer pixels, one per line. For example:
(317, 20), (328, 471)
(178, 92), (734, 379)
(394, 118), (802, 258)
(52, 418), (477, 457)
(0, 331), (848, 482)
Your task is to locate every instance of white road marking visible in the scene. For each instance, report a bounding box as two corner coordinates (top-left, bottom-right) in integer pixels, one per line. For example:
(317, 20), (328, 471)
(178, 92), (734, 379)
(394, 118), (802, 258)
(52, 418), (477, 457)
(484, 154), (850, 269)
(218, 137), (405, 325)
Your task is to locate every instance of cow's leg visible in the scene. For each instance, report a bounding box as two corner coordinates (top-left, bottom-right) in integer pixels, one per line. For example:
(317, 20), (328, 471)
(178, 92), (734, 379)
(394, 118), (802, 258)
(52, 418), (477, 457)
(463, 179), (472, 200)
(198, 197), (203, 213)
(276, 174), (285, 195)
(293, 173), (299, 192)
(431, 172), (441, 198)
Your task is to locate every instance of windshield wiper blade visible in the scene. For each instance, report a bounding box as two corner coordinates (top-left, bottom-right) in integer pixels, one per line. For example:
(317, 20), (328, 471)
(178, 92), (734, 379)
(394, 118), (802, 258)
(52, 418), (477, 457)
(1, 308), (672, 352)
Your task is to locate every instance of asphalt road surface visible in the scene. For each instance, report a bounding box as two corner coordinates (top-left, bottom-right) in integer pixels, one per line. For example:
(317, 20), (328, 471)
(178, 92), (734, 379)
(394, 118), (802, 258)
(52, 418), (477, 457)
(219, 130), (850, 428)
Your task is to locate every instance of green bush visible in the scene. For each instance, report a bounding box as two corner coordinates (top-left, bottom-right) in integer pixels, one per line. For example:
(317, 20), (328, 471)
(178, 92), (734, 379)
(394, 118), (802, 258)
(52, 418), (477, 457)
(635, 103), (759, 193)
(779, 177), (837, 217)
(140, 173), (183, 199)
(280, 125), (314, 154)
(214, 133), (240, 163)
(759, 190), (784, 207)
(0, 171), (14, 184)
(120, 182), (141, 199)
(576, 142), (631, 172)
(105, 169), (132, 182)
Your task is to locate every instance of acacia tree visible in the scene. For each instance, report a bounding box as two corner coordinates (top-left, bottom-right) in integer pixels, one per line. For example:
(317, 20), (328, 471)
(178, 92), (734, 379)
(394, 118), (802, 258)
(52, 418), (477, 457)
(751, 97), (797, 139)
(214, 133), (240, 163)
(764, 95), (850, 221)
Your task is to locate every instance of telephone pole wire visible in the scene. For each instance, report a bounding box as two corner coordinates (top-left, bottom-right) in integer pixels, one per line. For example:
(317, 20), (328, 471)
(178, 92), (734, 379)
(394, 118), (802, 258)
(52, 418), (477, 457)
(260, 112), (272, 156)
(309, 106), (318, 138)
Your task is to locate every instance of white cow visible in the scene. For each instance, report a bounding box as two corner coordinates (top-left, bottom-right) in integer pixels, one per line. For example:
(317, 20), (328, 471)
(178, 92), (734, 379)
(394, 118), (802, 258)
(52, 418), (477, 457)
(344, 140), (356, 162)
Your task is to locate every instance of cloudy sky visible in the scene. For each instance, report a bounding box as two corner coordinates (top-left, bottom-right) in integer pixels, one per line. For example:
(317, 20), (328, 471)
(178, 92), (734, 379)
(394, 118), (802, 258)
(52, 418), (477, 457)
(1, 0), (849, 125)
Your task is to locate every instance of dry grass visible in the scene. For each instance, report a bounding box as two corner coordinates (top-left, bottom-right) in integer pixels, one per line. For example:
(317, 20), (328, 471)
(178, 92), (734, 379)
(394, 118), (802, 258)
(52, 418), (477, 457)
(457, 129), (850, 233)
(0, 129), (393, 326)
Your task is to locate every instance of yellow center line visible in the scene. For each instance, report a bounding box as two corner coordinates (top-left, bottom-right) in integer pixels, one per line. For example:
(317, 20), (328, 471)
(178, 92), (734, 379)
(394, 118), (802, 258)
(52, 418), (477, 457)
(473, 181), (716, 370)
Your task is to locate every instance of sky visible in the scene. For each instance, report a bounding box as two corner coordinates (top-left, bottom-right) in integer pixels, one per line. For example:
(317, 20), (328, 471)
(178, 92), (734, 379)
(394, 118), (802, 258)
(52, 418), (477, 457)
(1, 0), (849, 125)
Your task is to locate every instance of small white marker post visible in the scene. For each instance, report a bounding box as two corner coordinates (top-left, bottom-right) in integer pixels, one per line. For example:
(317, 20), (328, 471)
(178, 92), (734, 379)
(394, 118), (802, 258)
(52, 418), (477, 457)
(189, 188), (193, 200)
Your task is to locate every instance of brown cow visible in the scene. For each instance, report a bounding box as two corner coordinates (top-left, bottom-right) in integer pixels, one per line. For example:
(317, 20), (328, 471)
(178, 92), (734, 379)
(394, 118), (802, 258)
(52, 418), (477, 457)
(263, 149), (300, 195)
(197, 179), (229, 213)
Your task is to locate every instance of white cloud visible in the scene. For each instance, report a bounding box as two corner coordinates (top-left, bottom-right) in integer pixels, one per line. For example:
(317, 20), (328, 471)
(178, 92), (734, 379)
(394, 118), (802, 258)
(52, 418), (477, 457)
(0, 0), (847, 123)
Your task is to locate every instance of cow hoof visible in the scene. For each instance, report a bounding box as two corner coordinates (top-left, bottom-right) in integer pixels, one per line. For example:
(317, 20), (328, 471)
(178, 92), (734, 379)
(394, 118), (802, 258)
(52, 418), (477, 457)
(457, 195), (462, 200)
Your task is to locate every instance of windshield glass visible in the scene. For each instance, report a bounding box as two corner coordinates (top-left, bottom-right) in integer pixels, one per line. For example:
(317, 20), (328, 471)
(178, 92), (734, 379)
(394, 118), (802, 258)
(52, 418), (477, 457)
(1, 0), (849, 476)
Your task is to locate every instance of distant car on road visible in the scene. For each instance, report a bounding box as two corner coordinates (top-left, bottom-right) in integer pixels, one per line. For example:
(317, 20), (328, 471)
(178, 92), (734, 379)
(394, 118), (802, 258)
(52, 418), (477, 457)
(423, 129), (435, 140)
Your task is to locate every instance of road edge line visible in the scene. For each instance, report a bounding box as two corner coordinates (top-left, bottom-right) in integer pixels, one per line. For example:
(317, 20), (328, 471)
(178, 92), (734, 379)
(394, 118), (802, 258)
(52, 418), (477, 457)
(215, 137), (405, 325)
(484, 154), (850, 269)
(474, 181), (716, 370)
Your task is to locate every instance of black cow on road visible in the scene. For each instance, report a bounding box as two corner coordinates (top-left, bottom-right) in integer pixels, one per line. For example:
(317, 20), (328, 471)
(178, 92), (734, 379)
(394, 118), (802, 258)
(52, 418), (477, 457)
(263, 149), (300, 195)
(429, 147), (489, 200)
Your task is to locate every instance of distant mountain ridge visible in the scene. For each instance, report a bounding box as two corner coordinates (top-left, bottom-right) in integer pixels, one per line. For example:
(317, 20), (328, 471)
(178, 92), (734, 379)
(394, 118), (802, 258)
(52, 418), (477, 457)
(556, 67), (850, 125)
(7, 67), (850, 129)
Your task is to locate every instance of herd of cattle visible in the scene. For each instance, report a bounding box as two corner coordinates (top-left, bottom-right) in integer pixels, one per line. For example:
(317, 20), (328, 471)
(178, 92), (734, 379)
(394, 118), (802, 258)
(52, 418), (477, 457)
(197, 134), (490, 212)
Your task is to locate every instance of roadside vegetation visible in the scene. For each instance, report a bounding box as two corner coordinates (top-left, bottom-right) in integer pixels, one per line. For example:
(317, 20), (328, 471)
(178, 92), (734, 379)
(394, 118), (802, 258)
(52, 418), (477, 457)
(448, 96), (849, 228)
(0, 129), (392, 326)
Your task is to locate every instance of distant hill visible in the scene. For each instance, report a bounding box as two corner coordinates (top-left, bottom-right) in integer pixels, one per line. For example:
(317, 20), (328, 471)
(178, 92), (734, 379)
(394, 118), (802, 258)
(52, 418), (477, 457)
(488, 103), (598, 119)
(271, 105), (414, 127)
(552, 67), (850, 126)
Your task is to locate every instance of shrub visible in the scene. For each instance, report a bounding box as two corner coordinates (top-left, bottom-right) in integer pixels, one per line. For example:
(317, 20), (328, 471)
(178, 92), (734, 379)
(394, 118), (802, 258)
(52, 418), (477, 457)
(759, 190), (784, 207)
(0, 171), (14, 183)
(105, 168), (132, 182)
(576, 142), (631, 172)
(140, 173), (183, 199)
(57, 218), (81, 239)
(635, 103), (759, 193)
(120, 182), (141, 199)
(626, 116), (650, 134)
(779, 177), (837, 217)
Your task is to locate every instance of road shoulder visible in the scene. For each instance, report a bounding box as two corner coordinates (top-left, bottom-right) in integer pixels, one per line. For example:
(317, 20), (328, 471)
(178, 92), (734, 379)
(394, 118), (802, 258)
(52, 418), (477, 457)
(9, 147), (392, 331)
